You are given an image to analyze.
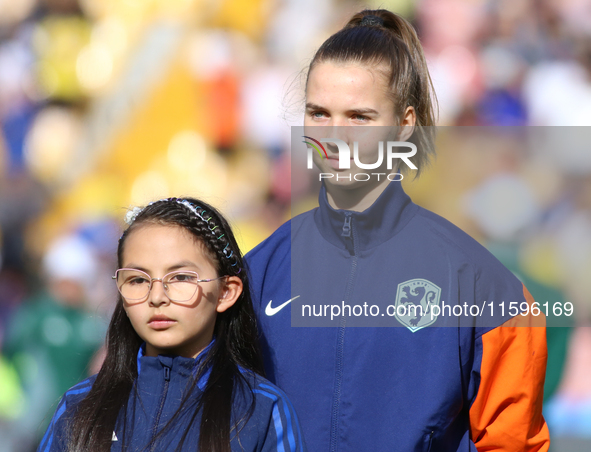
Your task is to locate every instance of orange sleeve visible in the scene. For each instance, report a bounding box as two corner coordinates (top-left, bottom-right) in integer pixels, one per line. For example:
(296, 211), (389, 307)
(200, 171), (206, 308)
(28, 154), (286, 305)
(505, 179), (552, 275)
(469, 286), (550, 451)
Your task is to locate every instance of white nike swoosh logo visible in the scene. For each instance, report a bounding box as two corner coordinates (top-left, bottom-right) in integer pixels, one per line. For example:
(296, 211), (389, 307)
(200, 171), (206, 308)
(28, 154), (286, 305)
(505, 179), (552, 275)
(265, 296), (300, 316)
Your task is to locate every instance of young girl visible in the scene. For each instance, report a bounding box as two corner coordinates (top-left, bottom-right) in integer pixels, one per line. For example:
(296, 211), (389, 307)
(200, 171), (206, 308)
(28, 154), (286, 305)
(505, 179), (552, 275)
(38, 197), (304, 452)
(246, 9), (549, 452)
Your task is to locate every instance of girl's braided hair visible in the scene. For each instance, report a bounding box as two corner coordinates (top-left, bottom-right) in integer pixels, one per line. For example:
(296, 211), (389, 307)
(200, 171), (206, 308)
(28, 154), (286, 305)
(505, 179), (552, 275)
(123, 198), (242, 276)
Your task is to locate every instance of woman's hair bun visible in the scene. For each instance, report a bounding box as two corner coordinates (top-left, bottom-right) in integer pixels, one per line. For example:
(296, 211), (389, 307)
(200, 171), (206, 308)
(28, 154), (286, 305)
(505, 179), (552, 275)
(359, 15), (384, 27)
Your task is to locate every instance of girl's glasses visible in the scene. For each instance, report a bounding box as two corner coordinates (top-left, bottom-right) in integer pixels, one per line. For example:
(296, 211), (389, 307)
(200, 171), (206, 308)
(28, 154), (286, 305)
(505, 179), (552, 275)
(113, 268), (226, 303)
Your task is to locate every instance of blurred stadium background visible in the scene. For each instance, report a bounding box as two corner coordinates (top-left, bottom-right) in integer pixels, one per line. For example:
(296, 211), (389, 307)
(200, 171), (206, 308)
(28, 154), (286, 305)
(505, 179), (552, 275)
(0, 0), (590, 450)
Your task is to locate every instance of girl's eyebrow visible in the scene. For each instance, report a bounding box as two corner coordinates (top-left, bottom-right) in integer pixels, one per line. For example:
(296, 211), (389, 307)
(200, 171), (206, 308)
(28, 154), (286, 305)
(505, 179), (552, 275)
(122, 261), (200, 274)
(167, 261), (199, 271)
(123, 264), (149, 273)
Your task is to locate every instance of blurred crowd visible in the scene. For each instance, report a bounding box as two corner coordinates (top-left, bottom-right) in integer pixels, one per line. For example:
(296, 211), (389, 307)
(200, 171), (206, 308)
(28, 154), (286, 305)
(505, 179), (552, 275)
(0, 0), (590, 450)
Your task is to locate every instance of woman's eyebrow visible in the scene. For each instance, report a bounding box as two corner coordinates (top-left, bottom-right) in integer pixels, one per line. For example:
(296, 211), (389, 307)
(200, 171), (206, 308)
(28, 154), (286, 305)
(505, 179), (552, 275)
(347, 108), (379, 116)
(305, 103), (379, 116)
(305, 102), (325, 110)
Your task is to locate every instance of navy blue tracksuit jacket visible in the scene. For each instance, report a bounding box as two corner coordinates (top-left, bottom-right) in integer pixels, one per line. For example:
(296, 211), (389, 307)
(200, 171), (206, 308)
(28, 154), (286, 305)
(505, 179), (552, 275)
(38, 343), (304, 451)
(246, 181), (549, 451)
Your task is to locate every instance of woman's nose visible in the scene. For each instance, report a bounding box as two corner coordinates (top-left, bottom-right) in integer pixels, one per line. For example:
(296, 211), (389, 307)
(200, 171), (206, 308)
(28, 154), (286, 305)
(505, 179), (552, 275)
(330, 125), (355, 153)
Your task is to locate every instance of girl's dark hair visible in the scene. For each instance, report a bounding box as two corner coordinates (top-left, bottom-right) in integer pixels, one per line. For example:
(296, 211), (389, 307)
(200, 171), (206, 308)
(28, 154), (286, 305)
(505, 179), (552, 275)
(67, 197), (264, 452)
(308, 9), (438, 175)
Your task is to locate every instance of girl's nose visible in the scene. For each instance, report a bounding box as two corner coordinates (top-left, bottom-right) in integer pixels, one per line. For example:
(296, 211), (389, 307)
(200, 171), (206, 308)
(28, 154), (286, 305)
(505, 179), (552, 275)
(148, 280), (170, 306)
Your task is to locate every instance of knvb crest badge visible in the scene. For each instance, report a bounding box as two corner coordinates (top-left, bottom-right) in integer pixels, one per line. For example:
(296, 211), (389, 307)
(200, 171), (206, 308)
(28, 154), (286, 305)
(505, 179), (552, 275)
(394, 279), (441, 332)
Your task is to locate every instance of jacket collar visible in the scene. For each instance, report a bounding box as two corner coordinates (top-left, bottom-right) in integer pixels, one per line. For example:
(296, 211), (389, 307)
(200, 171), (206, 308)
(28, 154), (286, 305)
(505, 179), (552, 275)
(136, 340), (214, 391)
(313, 181), (418, 251)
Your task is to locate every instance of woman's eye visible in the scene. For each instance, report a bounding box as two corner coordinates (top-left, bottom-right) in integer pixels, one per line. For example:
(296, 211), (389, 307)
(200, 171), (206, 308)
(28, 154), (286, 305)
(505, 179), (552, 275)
(128, 277), (149, 285)
(310, 111), (327, 119)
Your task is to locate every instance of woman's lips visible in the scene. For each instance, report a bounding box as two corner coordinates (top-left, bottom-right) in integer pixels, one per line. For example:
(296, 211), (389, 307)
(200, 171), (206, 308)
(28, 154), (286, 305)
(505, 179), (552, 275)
(326, 157), (353, 170)
(327, 158), (340, 169)
(148, 315), (176, 330)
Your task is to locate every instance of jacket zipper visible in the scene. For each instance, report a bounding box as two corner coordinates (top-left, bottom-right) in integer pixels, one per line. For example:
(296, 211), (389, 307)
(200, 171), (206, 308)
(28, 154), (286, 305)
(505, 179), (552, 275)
(148, 364), (171, 451)
(427, 430), (434, 451)
(330, 212), (358, 452)
(341, 215), (351, 237)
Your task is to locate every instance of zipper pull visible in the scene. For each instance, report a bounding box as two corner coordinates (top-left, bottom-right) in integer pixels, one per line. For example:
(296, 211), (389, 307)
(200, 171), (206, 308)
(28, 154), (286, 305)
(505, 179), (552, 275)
(342, 214), (352, 237)
(164, 366), (170, 381)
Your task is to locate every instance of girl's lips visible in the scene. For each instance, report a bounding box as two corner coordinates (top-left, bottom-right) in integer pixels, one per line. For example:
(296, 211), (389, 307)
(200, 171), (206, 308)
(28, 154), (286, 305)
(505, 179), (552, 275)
(148, 316), (176, 330)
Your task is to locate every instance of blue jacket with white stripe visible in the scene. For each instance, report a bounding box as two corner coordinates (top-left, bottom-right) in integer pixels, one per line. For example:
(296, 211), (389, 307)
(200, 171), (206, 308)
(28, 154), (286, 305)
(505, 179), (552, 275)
(37, 344), (304, 452)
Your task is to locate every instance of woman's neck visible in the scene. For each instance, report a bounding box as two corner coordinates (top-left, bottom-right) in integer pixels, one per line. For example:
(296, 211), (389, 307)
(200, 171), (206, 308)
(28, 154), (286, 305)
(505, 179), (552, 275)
(325, 177), (391, 212)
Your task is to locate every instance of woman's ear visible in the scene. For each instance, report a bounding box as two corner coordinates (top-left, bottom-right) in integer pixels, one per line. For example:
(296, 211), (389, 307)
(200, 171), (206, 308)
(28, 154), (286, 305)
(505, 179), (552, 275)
(398, 106), (416, 141)
(216, 276), (243, 313)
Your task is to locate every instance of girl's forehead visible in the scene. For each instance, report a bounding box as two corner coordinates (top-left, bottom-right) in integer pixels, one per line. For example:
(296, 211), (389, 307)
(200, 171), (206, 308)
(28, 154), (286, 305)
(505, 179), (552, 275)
(128, 223), (193, 242)
(122, 223), (212, 265)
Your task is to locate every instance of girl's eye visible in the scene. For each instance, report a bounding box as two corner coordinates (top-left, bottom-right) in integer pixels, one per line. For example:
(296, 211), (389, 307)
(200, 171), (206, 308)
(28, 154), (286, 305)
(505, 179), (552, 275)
(169, 273), (198, 283)
(128, 277), (149, 286)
